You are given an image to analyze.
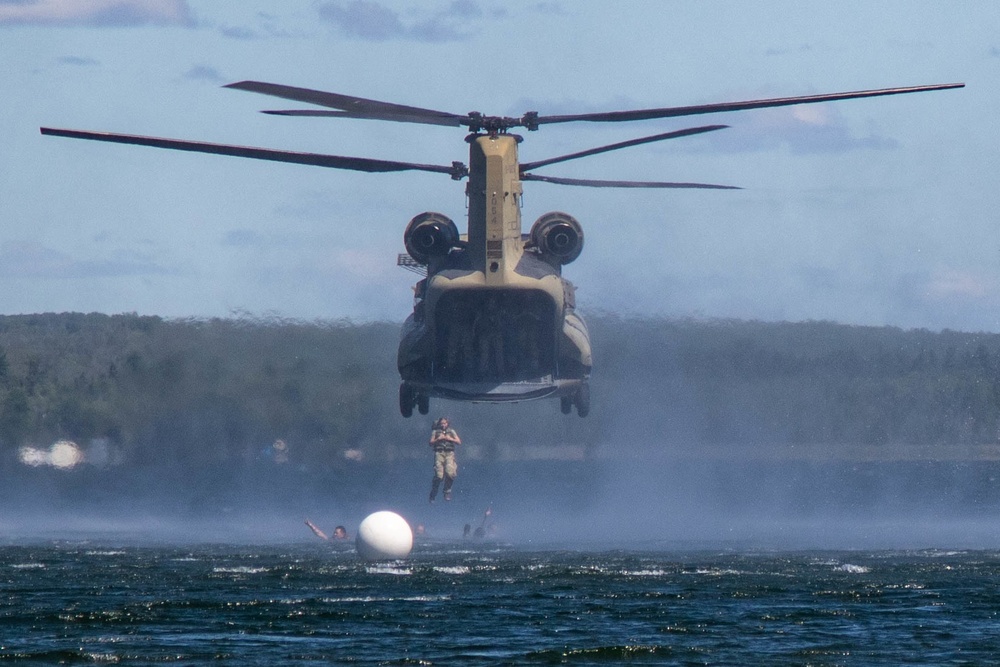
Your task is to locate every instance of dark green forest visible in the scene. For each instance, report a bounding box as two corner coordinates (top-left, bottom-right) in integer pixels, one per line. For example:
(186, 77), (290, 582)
(1, 311), (999, 477)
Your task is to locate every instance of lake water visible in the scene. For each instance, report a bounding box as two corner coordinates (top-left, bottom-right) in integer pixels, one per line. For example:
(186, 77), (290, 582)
(3, 541), (999, 664)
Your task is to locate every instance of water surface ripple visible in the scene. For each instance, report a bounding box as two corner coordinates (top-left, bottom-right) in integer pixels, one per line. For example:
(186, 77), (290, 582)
(2, 544), (998, 664)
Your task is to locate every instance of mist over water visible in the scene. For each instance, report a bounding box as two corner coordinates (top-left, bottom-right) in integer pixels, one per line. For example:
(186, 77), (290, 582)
(543, 456), (1000, 550)
(3, 315), (1000, 551)
(4, 415), (1000, 551)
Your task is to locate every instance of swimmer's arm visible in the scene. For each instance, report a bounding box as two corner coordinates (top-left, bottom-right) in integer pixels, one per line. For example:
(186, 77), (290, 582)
(305, 519), (329, 540)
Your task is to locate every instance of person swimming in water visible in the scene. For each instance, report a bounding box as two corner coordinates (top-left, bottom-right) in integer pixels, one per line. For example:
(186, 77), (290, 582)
(305, 520), (349, 540)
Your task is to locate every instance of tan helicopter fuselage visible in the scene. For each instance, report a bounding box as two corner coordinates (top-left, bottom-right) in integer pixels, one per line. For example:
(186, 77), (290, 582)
(399, 134), (591, 402)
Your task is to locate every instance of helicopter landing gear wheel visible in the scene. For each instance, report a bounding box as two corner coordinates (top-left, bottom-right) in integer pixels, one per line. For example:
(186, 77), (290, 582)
(560, 395), (573, 415)
(574, 382), (590, 417)
(399, 383), (415, 418)
(417, 393), (430, 415)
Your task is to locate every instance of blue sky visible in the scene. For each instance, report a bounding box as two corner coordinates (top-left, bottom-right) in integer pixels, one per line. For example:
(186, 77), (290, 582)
(1, 1), (995, 331)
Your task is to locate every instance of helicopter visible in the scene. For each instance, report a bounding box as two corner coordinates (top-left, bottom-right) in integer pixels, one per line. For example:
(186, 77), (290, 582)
(41, 80), (962, 418)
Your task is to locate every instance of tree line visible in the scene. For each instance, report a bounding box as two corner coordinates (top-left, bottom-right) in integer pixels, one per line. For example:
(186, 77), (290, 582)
(1, 312), (998, 474)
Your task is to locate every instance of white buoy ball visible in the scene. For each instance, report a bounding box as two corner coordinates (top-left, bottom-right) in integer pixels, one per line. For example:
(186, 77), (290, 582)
(355, 511), (413, 560)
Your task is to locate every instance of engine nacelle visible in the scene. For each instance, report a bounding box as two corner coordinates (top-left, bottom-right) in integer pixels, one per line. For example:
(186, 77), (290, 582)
(404, 212), (459, 265)
(530, 212), (584, 265)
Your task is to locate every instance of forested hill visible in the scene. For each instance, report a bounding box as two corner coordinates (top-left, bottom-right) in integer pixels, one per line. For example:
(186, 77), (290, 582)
(1, 312), (999, 472)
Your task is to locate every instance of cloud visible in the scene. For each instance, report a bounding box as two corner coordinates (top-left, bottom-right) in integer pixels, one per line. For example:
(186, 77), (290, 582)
(530, 2), (567, 16)
(0, 241), (173, 279)
(221, 229), (265, 248)
(219, 24), (256, 40)
(316, 0), (482, 42)
(676, 105), (899, 155)
(923, 269), (990, 301)
(317, 1), (404, 41)
(894, 268), (992, 313)
(183, 64), (225, 84)
(218, 12), (298, 40)
(57, 54), (100, 66)
(0, 0), (195, 27)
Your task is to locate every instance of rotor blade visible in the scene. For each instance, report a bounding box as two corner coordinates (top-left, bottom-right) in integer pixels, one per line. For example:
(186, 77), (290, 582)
(260, 108), (466, 127)
(39, 127), (464, 177)
(261, 110), (356, 117)
(533, 83), (965, 126)
(520, 173), (740, 189)
(520, 125), (728, 172)
(225, 80), (468, 127)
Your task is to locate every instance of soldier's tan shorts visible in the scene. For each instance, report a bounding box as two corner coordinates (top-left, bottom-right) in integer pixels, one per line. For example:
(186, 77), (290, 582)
(433, 450), (457, 480)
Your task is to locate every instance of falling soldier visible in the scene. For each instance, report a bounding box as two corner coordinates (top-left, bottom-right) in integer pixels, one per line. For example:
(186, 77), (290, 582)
(428, 417), (461, 502)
